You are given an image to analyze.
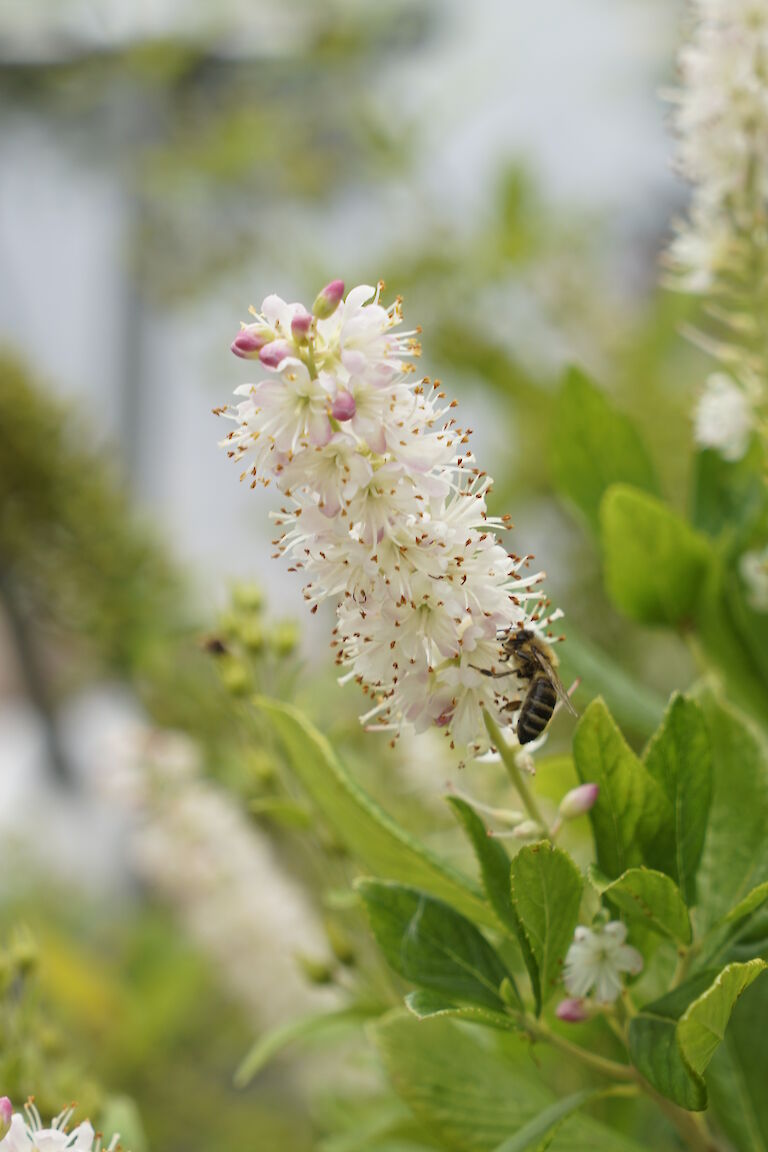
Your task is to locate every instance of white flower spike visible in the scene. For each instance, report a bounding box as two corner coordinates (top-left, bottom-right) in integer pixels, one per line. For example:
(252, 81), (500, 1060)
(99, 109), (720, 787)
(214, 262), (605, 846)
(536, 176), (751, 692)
(0, 1102), (119, 1152)
(217, 281), (562, 754)
(563, 921), (643, 1005)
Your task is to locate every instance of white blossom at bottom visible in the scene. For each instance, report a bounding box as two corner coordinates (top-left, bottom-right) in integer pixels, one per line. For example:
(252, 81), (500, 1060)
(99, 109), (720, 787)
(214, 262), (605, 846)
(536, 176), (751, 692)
(563, 921), (643, 1005)
(0, 1104), (117, 1152)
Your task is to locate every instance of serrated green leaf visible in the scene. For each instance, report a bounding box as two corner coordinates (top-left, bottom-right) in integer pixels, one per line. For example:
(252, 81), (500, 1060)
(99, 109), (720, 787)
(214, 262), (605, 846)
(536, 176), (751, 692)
(695, 695), (768, 931)
(708, 973), (768, 1152)
(603, 868), (691, 944)
(552, 367), (659, 534)
(374, 1013), (645, 1152)
(725, 882), (768, 924)
(358, 880), (514, 1010)
(258, 698), (493, 928)
(642, 694), (712, 905)
(678, 959), (767, 1079)
(600, 485), (711, 627)
(234, 1007), (370, 1086)
(509, 842), (582, 1009)
(404, 990), (517, 1031)
(629, 962), (766, 1111)
(448, 796), (539, 1010)
(628, 970), (718, 1111)
(573, 698), (673, 880)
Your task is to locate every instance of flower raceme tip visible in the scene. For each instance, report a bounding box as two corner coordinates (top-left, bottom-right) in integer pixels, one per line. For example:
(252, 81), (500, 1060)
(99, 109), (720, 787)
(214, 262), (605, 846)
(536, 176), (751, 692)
(217, 281), (564, 754)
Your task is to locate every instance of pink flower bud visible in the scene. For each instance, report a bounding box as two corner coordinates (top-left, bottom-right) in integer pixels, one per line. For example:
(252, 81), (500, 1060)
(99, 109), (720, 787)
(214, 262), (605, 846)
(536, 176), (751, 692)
(0, 1097), (12, 1140)
(291, 308), (313, 342)
(231, 326), (271, 359)
(331, 391), (356, 422)
(259, 340), (294, 369)
(559, 783), (599, 819)
(556, 998), (589, 1023)
(312, 279), (345, 319)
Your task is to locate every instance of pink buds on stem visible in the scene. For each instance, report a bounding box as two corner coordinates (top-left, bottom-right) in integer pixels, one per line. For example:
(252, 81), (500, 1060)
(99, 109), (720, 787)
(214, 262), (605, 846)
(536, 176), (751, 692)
(331, 391), (356, 422)
(291, 307), (313, 342)
(559, 783), (599, 819)
(231, 325), (271, 359)
(0, 1098), (12, 1140)
(259, 340), (294, 369)
(555, 998), (589, 1023)
(312, 279), (345, 319)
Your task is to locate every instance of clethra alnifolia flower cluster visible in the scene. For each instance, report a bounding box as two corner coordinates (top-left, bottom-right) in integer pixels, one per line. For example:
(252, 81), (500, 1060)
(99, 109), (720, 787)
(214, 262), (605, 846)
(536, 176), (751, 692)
(667, 0), (768, 460)
(217, 281), (561, 754)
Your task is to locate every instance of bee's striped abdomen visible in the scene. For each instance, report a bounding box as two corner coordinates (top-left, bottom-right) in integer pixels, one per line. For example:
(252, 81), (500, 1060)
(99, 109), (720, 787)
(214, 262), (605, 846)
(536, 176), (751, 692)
(517, 676), (557, 745)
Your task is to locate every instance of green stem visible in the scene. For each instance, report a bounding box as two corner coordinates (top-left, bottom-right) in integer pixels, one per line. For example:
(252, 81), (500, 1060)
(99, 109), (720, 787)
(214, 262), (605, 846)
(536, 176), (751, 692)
(484, 712), (548, 831)
(521, 1015), (635, 1082)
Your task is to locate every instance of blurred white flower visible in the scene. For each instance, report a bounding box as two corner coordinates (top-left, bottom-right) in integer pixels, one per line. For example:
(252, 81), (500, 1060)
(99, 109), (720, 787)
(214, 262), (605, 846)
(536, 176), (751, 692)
(563, 921), (643, 1004)
(667, 0), (768, 290)
(218, 282), (560, 755)
(100, 725), (338, 1030)
(740, 544), (768, 611)
(693, 372), (754, 460)
(0, 1104), (117, 1152)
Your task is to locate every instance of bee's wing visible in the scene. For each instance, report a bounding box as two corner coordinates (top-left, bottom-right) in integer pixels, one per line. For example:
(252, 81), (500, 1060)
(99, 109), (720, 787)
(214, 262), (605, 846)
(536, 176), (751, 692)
(532, 647), (579, 717)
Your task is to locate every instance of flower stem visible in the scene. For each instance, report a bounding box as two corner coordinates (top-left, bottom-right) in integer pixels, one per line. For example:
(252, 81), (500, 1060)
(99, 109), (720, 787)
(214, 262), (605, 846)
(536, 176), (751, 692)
(521, 1014), (635, 1082)
(484, 712), (547, 831)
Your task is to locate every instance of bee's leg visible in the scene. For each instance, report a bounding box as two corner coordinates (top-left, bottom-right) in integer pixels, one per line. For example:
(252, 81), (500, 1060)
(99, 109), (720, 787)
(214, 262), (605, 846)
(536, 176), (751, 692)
(470, 665), (516, 679)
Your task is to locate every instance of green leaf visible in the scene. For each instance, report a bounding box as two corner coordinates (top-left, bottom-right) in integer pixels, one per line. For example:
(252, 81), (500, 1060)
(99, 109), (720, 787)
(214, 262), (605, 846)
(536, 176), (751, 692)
(678, 959), (767, 1079)
(552, 367), (659, 534)
(572, 698), (673, 880)
(725, 882), (768, 924)
(491, 1092), (601, 1152)
(628, 970), (720, 1111)
(404, 990), (517, 1031)
(691, 442), (767, 538)
(708, 972), (768, 1152)
(695, 695), (768, 931)
(358, 880), (515, 1010)
(600, 485), (711, 627)
(234, 1007), (370, 1086)
(448, 796), (540, 1009)
(642, 694), (712, 904)
(697, 560), (768, 726)
(629, 962), (766, 1111)
(258, 698), (493, 928)
(602, 868), (691, 944)
(509, 842), (582, 1009)
(374, 1013), (645, 1152)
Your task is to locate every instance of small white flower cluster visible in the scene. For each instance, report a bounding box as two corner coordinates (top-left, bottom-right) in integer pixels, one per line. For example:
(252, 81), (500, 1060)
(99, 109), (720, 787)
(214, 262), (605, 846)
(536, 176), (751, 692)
(693, 371), (756, 460)
(218, 281), (560, 753)
(562, 921), (643, 1007)
(740, 543), (768, 611)
(667, 1), (768, 460)
(0, 1101), (118, 1152)
(668, 0), (768, 294)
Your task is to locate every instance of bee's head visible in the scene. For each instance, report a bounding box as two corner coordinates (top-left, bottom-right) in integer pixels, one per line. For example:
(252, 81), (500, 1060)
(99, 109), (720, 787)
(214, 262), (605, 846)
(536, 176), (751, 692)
(502, 626), (533, 650)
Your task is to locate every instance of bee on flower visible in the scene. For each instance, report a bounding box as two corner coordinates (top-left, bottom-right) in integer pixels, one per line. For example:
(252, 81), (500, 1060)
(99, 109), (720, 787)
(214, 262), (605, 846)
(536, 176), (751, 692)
(217, 280), (564, 755)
